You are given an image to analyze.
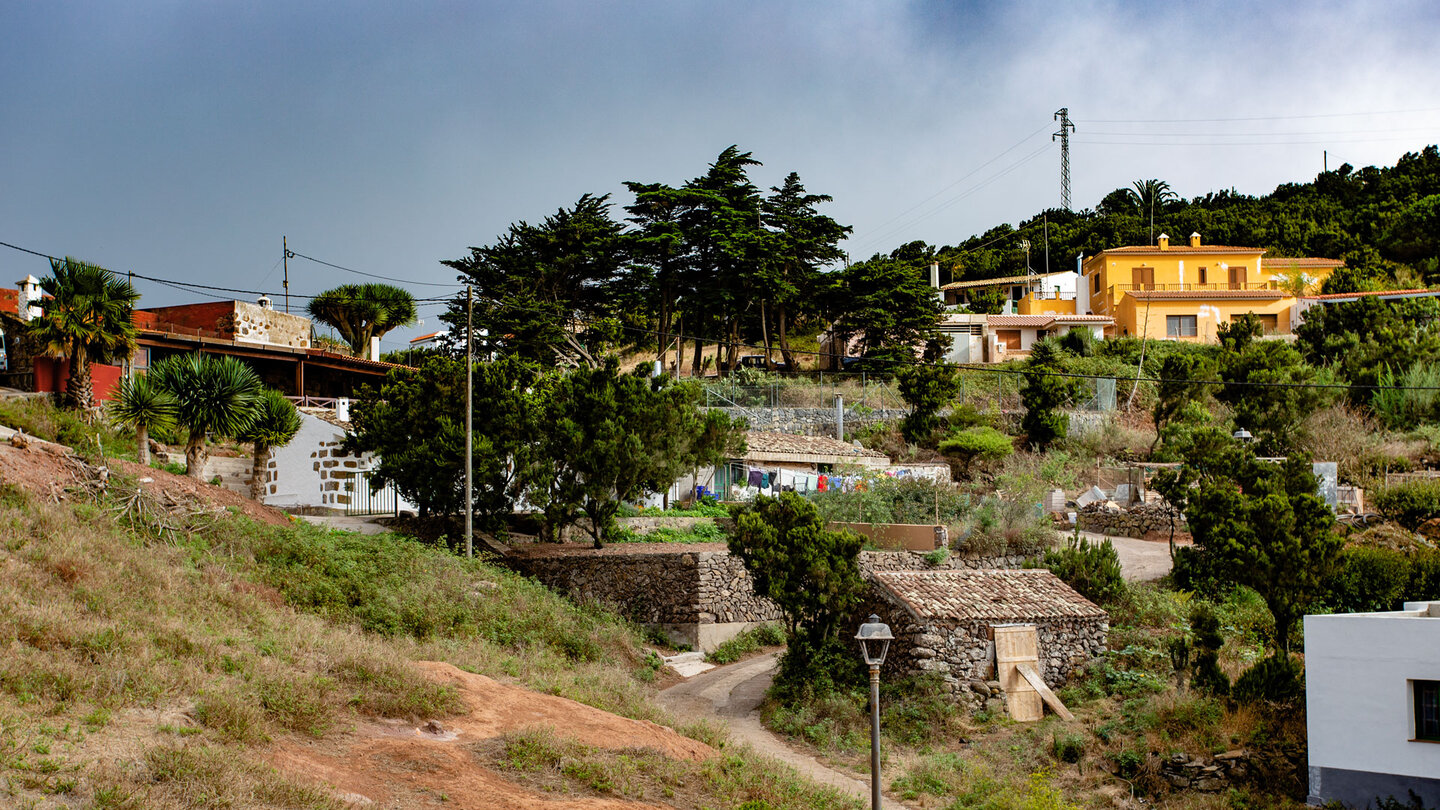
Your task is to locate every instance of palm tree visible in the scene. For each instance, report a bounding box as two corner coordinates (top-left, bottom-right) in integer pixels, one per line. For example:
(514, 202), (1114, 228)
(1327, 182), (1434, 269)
(1128, 179), (1179, 244)
(306, 283), (417, 358)
(237, 389), (302, 501)
(149, 353), (263, 479)
(109, 373), (177, 466)
(29, 257), (139, 410)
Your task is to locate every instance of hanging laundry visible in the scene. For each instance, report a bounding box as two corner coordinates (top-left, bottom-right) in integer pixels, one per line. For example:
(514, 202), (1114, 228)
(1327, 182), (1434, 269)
(818, 475), (828, 492)
(748, 469), (763, 488)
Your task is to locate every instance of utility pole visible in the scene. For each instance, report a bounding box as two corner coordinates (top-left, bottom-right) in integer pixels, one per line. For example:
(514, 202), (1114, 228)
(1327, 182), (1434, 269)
(1043, 213), (1050, 275)
(282, 236), (292, 313)
(464, 285), (474, 558)
(1053, 108), (1075, 211)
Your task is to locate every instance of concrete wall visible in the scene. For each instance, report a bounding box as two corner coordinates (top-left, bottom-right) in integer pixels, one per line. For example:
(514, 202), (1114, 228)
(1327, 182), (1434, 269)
(1305, 602), (1440, 807)
(834, 522), (945, 551)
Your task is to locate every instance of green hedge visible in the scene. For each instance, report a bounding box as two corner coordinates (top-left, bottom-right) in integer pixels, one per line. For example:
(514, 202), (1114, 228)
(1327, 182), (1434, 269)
(1371, 479), (1440, 530)
(1320, 546), (1440, 613)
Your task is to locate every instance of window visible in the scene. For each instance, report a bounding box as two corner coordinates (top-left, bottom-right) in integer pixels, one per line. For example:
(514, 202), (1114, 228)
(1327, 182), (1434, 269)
(996, 329), (1022, 350)
(1228, 265), (1248, 289)
(1198, 266), (1208, 285)
(1092, 272), (1101, 294)
(1232, 313), (1278, 333)
(1166, 315), (1198, 337)
(1131, 266), (1155, 290)
(1417, 680), (1440, 742)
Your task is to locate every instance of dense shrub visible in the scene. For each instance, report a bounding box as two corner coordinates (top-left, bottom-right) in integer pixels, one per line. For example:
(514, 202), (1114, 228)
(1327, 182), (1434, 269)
(1320, 546), (1440, 612)
(1373, 479), (1440, 529)
(1188, 604), (1230, 697)
(1034, 533), (1125, 606)
(1233, 655), (1304, 705)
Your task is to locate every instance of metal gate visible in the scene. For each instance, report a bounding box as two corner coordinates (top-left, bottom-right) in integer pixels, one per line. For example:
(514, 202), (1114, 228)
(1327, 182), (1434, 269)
(344, 473), (399, 516)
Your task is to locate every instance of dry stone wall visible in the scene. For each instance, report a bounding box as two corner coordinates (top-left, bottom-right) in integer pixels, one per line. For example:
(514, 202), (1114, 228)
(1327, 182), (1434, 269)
(1077, 501), (1183, 538)
(711, 406), (908, 436)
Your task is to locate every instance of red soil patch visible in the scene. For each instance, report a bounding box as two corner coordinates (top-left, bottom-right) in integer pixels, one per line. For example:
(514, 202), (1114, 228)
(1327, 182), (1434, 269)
(0, 439), (290, 527)
(270, 662), (714, 809)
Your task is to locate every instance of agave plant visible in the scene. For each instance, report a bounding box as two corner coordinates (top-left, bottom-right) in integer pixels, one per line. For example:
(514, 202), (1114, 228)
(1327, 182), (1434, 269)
(148, 353), (263, 479)
(237, 389), (302, 501)
(109, 373), (177, 466)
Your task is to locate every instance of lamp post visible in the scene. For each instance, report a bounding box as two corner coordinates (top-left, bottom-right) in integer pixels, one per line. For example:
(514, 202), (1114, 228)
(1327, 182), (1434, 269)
(1233, 428), (1254, 444)
(856, 615), (894, 810)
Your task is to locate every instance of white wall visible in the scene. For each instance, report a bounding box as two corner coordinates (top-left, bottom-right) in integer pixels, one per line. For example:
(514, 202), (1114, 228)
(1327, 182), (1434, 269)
(1305, 603), (1440, 781)
(265, 410), (415, 513)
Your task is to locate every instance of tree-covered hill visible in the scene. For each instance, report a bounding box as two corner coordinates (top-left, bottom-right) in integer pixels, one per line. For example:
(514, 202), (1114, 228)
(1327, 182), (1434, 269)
(918, 145), (1440, 293)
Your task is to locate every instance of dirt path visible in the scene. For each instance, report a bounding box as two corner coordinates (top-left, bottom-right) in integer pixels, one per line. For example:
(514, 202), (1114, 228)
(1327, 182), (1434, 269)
(660, 652), (910, 809)
(1076, 529), (1181, 582)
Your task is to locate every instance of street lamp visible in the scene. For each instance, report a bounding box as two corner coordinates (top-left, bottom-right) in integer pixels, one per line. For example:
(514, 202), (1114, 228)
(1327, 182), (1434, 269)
(856, 615), (894, 810)
(1233, 428), (1254, 444)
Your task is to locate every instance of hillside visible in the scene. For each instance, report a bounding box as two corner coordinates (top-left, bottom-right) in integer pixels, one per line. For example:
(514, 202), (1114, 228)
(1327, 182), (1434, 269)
(890, 145), (1440, 289)
(0, 433), (856, 809)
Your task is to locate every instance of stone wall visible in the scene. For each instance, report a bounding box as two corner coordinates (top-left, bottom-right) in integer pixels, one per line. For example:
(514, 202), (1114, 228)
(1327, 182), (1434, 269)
(881, 615), (1107, 701)
(711, 406), (908, 436)
(861, 550), (1030, 572)
(511, 547), (783, 649)
(1077, 501), (1183, 538)
(1161, 751), (1250, 792)
(512, 546), (1035, 651)
(229, 301), (311, 348)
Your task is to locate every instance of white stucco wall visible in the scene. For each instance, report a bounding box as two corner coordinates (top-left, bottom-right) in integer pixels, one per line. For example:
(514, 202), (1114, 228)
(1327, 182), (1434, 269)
(264, 410), (415, 513)
(1305, 603), (1440, 781)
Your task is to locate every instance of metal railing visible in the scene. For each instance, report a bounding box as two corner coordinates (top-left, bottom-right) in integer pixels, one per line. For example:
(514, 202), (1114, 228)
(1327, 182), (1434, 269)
(1109, 281), (1280, 295)
(345, 473), (399, 516)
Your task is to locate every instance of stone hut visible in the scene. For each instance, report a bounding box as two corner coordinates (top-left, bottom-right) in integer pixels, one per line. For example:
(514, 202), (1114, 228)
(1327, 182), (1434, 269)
(867, 569), (1108, 696)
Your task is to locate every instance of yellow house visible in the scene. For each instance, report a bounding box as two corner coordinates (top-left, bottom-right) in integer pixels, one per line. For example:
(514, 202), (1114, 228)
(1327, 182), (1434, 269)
(1082, 233), (1343, 341)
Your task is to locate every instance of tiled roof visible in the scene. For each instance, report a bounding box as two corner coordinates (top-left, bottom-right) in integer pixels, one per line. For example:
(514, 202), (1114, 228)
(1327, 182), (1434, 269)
(1125, 290), (1284, 300)
(1048, 314), (1114, 323)
(305, 348), (411, 371)
(1264, 257), (1345, 269)
(941, 271), (1070, 291)
(1099, 245), (1265, 255)
(409, 331), (444, 343)
(0, 289), (17, 316)
(985, 315), (1052, 327)
(873, 569), (1107, 622)
(743, 431), (888, 464)
(1303, 288), (1437, 301)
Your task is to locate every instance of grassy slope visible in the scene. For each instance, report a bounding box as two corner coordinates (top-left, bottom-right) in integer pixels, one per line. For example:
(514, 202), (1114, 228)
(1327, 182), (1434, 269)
(0, 464), (857, 810)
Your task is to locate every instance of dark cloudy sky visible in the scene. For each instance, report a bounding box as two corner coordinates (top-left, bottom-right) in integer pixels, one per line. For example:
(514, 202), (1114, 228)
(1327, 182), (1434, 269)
(3, 1), (1439, 348)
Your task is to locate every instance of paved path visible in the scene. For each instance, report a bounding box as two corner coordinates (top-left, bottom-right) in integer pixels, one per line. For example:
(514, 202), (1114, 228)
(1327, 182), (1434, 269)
(1075, 529), (1179, 582)
(660, 651), (909, 808)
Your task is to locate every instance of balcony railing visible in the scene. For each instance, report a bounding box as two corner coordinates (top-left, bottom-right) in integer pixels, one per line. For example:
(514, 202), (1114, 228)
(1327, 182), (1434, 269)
(1109, 281), (1280, 296)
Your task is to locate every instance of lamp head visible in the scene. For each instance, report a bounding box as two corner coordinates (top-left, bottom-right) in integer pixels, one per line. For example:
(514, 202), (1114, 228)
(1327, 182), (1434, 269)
(855, 614), (893, 667)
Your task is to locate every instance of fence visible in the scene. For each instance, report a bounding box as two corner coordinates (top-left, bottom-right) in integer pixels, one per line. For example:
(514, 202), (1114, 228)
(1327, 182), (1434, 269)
(702, 378), (905, 410)
(344, 473), (400, 516)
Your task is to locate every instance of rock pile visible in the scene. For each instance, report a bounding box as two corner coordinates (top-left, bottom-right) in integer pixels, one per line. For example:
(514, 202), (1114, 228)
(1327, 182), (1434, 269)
(1160, 750), (1249, 792)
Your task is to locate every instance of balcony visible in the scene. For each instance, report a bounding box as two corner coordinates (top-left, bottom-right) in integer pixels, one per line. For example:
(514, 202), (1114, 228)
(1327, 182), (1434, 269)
(1108, 281), (1280, 296)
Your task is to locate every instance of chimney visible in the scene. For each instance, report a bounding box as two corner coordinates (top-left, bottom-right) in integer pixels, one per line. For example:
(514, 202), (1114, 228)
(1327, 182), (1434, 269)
(335, 397), (350, 423)
(257, 294), (273, 310)
(1157, 234), (1170, 251)
(369, 335), (381, 361)
(1190, 232), (1201, 248)
(929, 262), (940, 289)
(15, 275), (42, 322)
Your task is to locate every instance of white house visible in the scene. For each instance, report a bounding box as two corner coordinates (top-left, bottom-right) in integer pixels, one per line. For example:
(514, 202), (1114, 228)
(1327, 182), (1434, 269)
(263, 406), (416, 514)
(938, 313), (1113, 364)
(1304, 601), (1440, 808)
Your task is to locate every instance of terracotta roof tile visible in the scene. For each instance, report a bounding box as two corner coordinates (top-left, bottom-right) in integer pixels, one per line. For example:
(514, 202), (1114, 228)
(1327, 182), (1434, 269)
(1303, 288), (1437, 301)
(985, 315), (1053, 327)
(874, 569), (1107, 622)
(1263, 257), (1345, 269)
(1100, 245), (1266, 255)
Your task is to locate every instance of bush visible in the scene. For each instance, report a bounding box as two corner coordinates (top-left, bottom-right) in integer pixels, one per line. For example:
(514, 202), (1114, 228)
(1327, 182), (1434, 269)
(938, 426), (1013, 478)
(1188, 604), (1230, 697)
(1233, 655), (1304, 704)
(1036, 533), (1125, 606)
(1051, 732), (1086, 763)
(1322, 546), (1413, 612)
(1372, 479), (1440, 530)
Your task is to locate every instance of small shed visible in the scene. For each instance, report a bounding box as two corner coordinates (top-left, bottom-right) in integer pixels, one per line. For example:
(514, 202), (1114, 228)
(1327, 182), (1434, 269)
(868, 569), (1108, 696)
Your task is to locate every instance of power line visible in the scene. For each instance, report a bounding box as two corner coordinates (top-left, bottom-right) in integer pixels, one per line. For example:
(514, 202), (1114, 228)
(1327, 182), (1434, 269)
(1081, 107), (1440, 124)
(286, 250), (463, 288)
